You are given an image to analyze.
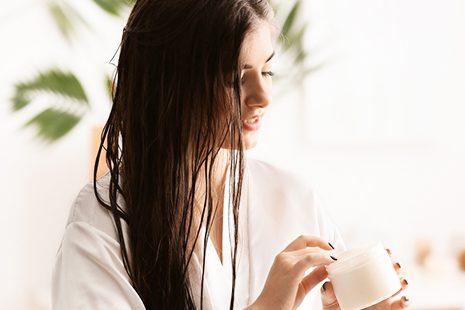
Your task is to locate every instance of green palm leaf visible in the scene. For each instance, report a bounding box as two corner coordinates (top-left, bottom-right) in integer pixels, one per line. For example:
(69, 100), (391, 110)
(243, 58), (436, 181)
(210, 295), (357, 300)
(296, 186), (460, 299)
(11, 0), (131, 143)
(282, 24), (307, 51)
(47, 1), (90, 40)
(281, 0), (301, 39)
(271, 0), (323, 97)
(24, 107), (82, 142)
(92, 0), (130, 17)
(12, 69), (89, 111)
(105, 74), (114, 100)
(11, 68), (90, 141)
(47, 2), (74, 40)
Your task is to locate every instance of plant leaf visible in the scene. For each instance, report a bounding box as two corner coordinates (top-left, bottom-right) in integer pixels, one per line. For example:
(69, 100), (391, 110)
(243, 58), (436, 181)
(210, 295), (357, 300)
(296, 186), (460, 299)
(283, 24), (307, 52)
(92, 0), (130, 16)
(295, 49), (308, 64)
(304, 62), (326, 75)
(47, 2), (74, 40)
(12, 92), (29, 111)
(47, 1), (92, 41)
(12, 69), (89, 111)
(62, 1), (91, 32)
(24, 107), (82, 142)
(269, 0), (281, 16)
(281, 0), (301, 39)
(105, 74), (113, 100)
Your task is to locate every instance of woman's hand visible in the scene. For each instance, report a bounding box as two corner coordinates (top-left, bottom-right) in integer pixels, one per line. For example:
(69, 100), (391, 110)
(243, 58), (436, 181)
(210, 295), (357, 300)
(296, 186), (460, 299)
(320, 249), (410, 310)
(247, 235), (336, 310)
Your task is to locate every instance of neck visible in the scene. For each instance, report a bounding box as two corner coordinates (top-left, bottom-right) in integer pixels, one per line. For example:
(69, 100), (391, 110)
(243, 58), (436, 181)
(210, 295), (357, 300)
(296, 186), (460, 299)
(210, 148), (230, 195)
(193, 148), (230, 220)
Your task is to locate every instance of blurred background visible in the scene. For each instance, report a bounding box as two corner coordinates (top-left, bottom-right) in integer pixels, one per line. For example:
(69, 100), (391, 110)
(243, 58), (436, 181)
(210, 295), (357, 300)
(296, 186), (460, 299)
(1, 0), (464, 309)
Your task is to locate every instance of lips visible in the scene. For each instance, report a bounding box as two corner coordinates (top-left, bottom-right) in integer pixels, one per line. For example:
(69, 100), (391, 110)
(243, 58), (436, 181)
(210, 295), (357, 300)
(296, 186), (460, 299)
(242, 115), (261, 131)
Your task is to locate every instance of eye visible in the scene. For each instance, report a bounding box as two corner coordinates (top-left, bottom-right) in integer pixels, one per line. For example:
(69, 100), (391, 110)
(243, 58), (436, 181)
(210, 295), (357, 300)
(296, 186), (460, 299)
(262, 71), (275, 77)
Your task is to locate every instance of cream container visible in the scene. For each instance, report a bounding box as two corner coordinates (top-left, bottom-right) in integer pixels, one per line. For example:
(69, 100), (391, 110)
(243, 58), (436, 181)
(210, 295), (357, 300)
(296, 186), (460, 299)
(326, 243), (401, 310)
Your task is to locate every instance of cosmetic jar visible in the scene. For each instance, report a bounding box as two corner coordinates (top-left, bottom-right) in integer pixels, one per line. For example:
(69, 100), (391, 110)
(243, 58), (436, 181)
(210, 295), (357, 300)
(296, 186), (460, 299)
(326, 243), (401, 310)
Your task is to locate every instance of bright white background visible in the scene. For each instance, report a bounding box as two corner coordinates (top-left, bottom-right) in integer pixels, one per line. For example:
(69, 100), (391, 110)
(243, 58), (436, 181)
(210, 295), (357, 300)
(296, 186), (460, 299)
(1, 0), (465, 309)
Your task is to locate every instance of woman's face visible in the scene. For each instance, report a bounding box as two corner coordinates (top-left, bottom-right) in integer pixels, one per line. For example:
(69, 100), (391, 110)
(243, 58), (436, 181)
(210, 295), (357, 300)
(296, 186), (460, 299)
(218, 21), (274, 151)
(238, 21), (274, 150)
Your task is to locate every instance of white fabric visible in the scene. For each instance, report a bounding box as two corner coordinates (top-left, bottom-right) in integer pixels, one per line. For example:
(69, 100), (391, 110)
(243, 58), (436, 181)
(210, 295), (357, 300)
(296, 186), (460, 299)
(52, 158), (345, 309)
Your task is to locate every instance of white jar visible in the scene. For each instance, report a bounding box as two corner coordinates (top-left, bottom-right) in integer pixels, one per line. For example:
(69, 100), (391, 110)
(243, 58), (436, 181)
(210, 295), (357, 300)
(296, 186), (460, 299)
(326, 243), (401, 310)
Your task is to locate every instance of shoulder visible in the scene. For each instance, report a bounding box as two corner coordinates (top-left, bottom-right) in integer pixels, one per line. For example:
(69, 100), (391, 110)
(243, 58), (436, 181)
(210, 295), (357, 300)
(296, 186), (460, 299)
(53, 173), (143, 309)
(65, 173), (120, 241)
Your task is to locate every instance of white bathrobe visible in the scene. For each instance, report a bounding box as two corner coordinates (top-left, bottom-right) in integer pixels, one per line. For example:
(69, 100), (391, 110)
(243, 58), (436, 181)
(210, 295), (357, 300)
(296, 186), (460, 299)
(52, 158), (345, 309)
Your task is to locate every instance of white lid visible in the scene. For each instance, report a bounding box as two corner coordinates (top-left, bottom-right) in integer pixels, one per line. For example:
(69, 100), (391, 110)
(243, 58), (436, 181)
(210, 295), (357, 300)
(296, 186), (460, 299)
(326, 243), (386, 276)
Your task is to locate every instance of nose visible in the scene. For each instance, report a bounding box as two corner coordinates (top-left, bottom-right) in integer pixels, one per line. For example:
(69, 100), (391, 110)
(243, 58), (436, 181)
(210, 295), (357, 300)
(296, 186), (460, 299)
(242, 73), (271, 109)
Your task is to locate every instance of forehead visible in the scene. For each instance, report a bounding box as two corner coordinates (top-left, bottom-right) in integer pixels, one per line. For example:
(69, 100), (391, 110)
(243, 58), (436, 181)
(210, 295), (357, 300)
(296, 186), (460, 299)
(240, 21), (274, 65)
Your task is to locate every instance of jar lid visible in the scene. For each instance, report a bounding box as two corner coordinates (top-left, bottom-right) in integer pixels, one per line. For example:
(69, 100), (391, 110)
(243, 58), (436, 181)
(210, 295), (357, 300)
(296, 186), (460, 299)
(326, 243), (386, 275)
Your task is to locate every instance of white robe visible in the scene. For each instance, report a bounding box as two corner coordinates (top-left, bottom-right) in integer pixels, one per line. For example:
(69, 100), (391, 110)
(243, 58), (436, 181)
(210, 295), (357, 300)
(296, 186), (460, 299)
(52, 158), (345, 309)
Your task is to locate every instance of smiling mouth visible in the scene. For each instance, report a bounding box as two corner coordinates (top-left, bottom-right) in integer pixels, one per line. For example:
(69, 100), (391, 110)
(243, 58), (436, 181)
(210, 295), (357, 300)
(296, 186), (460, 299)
(242, 116), (261, 131)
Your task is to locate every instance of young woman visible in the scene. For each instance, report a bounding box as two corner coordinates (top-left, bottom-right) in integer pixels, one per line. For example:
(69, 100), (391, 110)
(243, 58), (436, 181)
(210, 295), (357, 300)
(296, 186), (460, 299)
(53, 0), (409, 309)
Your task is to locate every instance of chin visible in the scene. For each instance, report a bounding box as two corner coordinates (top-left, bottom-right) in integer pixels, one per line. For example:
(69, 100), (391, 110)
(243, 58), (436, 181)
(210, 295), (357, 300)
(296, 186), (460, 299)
(219, 131), (259, 150)
(242, 132), (259, 150)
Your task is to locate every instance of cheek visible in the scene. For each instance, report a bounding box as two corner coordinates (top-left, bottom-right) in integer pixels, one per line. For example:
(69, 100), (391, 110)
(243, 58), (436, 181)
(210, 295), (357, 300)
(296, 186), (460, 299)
(265, 78), (272, 94)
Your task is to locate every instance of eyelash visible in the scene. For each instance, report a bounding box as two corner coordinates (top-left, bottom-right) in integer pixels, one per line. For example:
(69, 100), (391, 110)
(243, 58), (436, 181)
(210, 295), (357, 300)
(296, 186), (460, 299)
(240, 71), (275, 83)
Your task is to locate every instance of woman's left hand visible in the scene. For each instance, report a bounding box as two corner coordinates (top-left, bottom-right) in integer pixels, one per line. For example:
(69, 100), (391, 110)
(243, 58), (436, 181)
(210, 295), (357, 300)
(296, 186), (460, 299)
(320, 249), (410, 310)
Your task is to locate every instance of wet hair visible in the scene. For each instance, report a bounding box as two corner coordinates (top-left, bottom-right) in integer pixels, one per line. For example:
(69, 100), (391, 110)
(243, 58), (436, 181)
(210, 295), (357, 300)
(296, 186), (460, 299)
(93, 0), (272, 309)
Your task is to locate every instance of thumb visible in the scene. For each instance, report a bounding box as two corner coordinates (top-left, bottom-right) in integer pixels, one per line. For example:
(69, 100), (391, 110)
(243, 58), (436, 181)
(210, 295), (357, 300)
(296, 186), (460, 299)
(321, 281), (339, 308)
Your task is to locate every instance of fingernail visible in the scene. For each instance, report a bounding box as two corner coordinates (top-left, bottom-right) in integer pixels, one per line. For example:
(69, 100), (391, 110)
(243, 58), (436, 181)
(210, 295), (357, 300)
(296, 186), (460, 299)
(321, 281), (328, 292)
(386, 248), (392, 255)
(328, 242), (335, 249)
(402, 279), (409, 286)
(402, 296), (410, 304)
(395, 262), (401, 269)
(330, 255), (338, 261)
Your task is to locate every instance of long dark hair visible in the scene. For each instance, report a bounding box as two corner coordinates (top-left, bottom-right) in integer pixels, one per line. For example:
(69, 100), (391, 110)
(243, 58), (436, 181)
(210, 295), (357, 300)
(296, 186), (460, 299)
(93, 0), (272, 309)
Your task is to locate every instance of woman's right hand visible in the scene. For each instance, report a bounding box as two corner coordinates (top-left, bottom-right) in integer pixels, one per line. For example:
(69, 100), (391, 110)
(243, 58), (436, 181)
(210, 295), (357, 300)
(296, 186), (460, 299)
(247, 235), (336, 310)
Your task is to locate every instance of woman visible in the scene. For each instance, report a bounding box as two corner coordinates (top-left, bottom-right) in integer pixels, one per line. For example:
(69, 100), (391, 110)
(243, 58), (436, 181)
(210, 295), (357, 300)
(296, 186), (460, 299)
(52, 0), (409, 309)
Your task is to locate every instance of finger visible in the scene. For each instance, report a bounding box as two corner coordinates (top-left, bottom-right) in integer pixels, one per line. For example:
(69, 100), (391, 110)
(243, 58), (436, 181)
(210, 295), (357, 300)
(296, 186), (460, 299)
(401, 296), (410, 308)
(294, 251), (337, 272)
(393, 262), (404, 277)
(292, 247), (338, 265)
(400, 278), (409, 290)
(320, 281), (339, 308)
(289, 246), (330, 258)
(300, 266), (328, 294)
(390, 296), (410, 310)
(390, 278), (408, 299)
(284, 235), (332, 252)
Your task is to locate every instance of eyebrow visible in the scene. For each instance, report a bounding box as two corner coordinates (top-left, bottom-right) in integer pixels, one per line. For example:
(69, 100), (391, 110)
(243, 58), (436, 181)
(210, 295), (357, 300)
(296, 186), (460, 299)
(243, 51), (275, 69)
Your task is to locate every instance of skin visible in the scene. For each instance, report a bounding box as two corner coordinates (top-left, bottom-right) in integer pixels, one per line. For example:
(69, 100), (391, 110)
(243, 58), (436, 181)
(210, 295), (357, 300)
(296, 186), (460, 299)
(207, 20), (410, 309)
(201, 20), (274, 264)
